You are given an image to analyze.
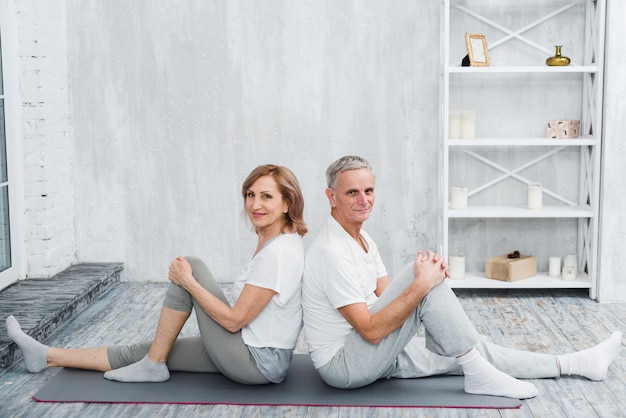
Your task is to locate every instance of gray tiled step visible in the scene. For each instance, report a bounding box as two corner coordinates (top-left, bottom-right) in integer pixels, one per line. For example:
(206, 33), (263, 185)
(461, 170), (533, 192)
(0, 263), (123, 370)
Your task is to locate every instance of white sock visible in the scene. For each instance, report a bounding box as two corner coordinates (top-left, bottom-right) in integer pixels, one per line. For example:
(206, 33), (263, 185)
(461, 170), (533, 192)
(103, 354), (170, 382)
(459, 348), (538, 399)
(6, 315), (49, 373)
(558, 331), (622, 381)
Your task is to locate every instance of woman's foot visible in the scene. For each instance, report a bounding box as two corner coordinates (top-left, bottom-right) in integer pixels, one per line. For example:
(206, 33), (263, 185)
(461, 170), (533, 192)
(6, 315), (49, 373)
(103, 354), (170, 382)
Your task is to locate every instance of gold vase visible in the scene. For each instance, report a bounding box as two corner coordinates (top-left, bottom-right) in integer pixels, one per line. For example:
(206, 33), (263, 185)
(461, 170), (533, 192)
(546, 45), (570, 66)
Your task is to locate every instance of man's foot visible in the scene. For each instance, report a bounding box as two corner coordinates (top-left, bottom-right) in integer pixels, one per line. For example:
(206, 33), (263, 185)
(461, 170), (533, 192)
(558, 331), (622, 381)
(6, 315), (49, 373)
(103, 354), (170, 382)
(459, 348), (537, 399)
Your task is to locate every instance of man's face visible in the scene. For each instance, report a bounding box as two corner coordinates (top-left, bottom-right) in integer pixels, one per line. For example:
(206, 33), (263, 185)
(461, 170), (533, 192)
(326, 168), (375, 229)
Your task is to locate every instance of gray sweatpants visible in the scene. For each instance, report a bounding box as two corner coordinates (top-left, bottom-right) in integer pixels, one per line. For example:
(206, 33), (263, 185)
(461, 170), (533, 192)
(318, 263), (560, 388)
(107, 256), (269, 385)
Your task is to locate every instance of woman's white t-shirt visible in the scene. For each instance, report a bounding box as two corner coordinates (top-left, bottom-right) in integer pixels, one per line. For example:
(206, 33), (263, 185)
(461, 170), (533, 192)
(231, 232), (304, 350)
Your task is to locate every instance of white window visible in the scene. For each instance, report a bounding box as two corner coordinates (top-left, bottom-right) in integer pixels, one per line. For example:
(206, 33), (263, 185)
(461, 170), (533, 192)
(0, 0), (21, 290)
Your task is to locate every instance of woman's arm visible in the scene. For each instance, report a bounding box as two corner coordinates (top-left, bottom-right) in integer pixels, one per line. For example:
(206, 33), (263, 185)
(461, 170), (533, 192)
(169, 256), (276, 333)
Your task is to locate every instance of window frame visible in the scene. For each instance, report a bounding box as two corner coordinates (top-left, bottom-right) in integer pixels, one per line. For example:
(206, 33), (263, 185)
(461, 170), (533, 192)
(0, 0), (24, 291)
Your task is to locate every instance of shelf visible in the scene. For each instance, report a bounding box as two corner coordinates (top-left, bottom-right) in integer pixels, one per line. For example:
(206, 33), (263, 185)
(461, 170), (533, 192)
(448, 66), (598, 74)
(448, 205), (593, 218)
(447, 272), (591, 289)
(448, 138), (596, 146)
(439, 0), (605, 298)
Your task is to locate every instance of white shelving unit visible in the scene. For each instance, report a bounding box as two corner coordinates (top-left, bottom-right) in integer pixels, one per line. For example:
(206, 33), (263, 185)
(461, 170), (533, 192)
(438, 0), (606, 298)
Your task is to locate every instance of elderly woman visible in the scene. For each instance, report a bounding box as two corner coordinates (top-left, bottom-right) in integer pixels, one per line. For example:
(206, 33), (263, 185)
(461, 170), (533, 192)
(7, 164), (307, 385)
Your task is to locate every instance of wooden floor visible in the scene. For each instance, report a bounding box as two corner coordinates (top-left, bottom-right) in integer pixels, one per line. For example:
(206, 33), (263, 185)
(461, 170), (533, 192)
(1, 282), (624, 418)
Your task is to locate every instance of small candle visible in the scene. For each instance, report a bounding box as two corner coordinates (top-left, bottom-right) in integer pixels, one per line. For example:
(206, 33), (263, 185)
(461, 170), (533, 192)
(562, 254), (577, 280)
(528, 182), (542, 210)
(562, 265), (577, 281)
(449, 112), (463, 139)
(548, 256), (561, 277)
(461, 111), (476, 139)
(563, 254), (577, 276)
(450, 186), (468, 210)
(448, 255), (465, 280)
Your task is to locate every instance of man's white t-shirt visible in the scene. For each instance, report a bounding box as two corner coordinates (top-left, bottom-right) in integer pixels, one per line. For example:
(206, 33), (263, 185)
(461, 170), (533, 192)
(231, 232), (304, 350)
(302, 216), (387, 368)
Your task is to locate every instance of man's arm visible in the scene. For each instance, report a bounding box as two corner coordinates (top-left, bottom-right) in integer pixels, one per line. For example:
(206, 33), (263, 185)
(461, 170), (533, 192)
(374, 276), (390, 296)
(338, 251), (447, 344)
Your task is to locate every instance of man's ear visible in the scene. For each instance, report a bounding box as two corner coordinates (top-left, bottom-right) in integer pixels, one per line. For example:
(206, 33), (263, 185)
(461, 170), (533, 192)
(325, 188), (336, 208)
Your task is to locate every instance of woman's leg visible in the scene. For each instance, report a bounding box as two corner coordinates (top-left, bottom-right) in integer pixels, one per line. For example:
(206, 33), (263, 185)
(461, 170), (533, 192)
(108, 256), (268, 384)
(103, 305), (190, 382)
(6, 315), (111, 372)
(183, 256), (269, 384)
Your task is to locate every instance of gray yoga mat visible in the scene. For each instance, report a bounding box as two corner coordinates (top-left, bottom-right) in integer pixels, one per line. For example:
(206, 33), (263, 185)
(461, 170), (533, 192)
(33, 354), (521, 409)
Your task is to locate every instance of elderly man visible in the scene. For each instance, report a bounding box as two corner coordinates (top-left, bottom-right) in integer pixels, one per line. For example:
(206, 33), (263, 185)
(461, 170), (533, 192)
(302, 155), (621, 399)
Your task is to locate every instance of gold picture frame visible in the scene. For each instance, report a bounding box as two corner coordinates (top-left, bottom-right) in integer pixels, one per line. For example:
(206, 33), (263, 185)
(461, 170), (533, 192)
(465, 33), (490, 67)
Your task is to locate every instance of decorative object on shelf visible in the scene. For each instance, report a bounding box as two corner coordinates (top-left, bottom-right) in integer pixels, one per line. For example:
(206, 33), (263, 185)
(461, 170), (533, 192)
(449, 111), (476, 139)
(527, 182), (542, 210)
(562, 254), (578, 281)
(448, 255), (465, 279)
(562, 265), (577, 280)
(546, 45), (571, 66)
(450, 186), (468, 209)
(485, 251), (537, 282)
(449, 111), (463, 138)
(460, 111), (475, 139)
(546, 119), (580, 139)
(548, 256), (561, 277)
(464, 33), (490, 67)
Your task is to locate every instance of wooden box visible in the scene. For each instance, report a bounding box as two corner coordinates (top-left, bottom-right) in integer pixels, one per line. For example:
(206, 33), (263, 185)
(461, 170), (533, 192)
(485, 253), (537, 282)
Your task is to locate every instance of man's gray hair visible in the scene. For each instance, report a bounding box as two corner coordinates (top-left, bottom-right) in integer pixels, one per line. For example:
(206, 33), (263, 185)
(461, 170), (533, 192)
(325, 155), (374, 190)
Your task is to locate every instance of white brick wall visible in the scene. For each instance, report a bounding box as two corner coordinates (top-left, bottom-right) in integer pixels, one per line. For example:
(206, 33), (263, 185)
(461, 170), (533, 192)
(16, 0), (75, 278)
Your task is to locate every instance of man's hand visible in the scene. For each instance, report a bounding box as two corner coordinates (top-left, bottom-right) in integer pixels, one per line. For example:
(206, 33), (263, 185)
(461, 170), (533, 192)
(412, 250), (448, 293)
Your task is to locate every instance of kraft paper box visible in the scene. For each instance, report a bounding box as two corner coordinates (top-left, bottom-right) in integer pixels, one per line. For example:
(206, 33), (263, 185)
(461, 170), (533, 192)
(485, 253), (537, 282)
(546, 119), (580, 139)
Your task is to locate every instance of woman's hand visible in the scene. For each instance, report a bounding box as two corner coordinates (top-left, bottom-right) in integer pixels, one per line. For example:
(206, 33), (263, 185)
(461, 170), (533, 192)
(168, 256), (195, 289)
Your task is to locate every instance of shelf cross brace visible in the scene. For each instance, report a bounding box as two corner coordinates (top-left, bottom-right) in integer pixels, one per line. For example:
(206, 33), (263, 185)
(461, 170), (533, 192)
(460, 147), (578, 207)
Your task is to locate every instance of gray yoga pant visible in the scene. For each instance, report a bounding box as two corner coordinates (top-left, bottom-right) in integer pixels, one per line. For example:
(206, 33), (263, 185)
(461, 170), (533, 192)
(318, 262), (560, 389)
(107, 256), (270, 385)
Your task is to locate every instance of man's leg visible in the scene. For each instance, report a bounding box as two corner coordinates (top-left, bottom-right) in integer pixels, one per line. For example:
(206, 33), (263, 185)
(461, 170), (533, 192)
(319, 262), (537, 398)
(317, 263), (446, 388)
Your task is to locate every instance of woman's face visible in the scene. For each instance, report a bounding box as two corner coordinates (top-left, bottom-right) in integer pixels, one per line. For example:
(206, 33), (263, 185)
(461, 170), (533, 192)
(245, 175), (289, 235)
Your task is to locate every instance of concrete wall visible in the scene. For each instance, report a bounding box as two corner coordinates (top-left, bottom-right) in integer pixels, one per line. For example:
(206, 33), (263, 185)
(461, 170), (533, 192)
(6, 0), (626, 301)
(66, 0), (442, 281)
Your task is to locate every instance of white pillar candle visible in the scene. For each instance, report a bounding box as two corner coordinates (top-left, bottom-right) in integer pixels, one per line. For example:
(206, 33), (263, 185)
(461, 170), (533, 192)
(548, 256), (561, 277)
(562, 254), (577, 276)
(448, 255), (465, 280)
(562, 254), (578, 280)
(562, 265), (577, 281)
(449, 111), (463, 139)
(461, 111), (476, 139)
(528, 182), (542, 210)
(450, 186), (468, 210)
